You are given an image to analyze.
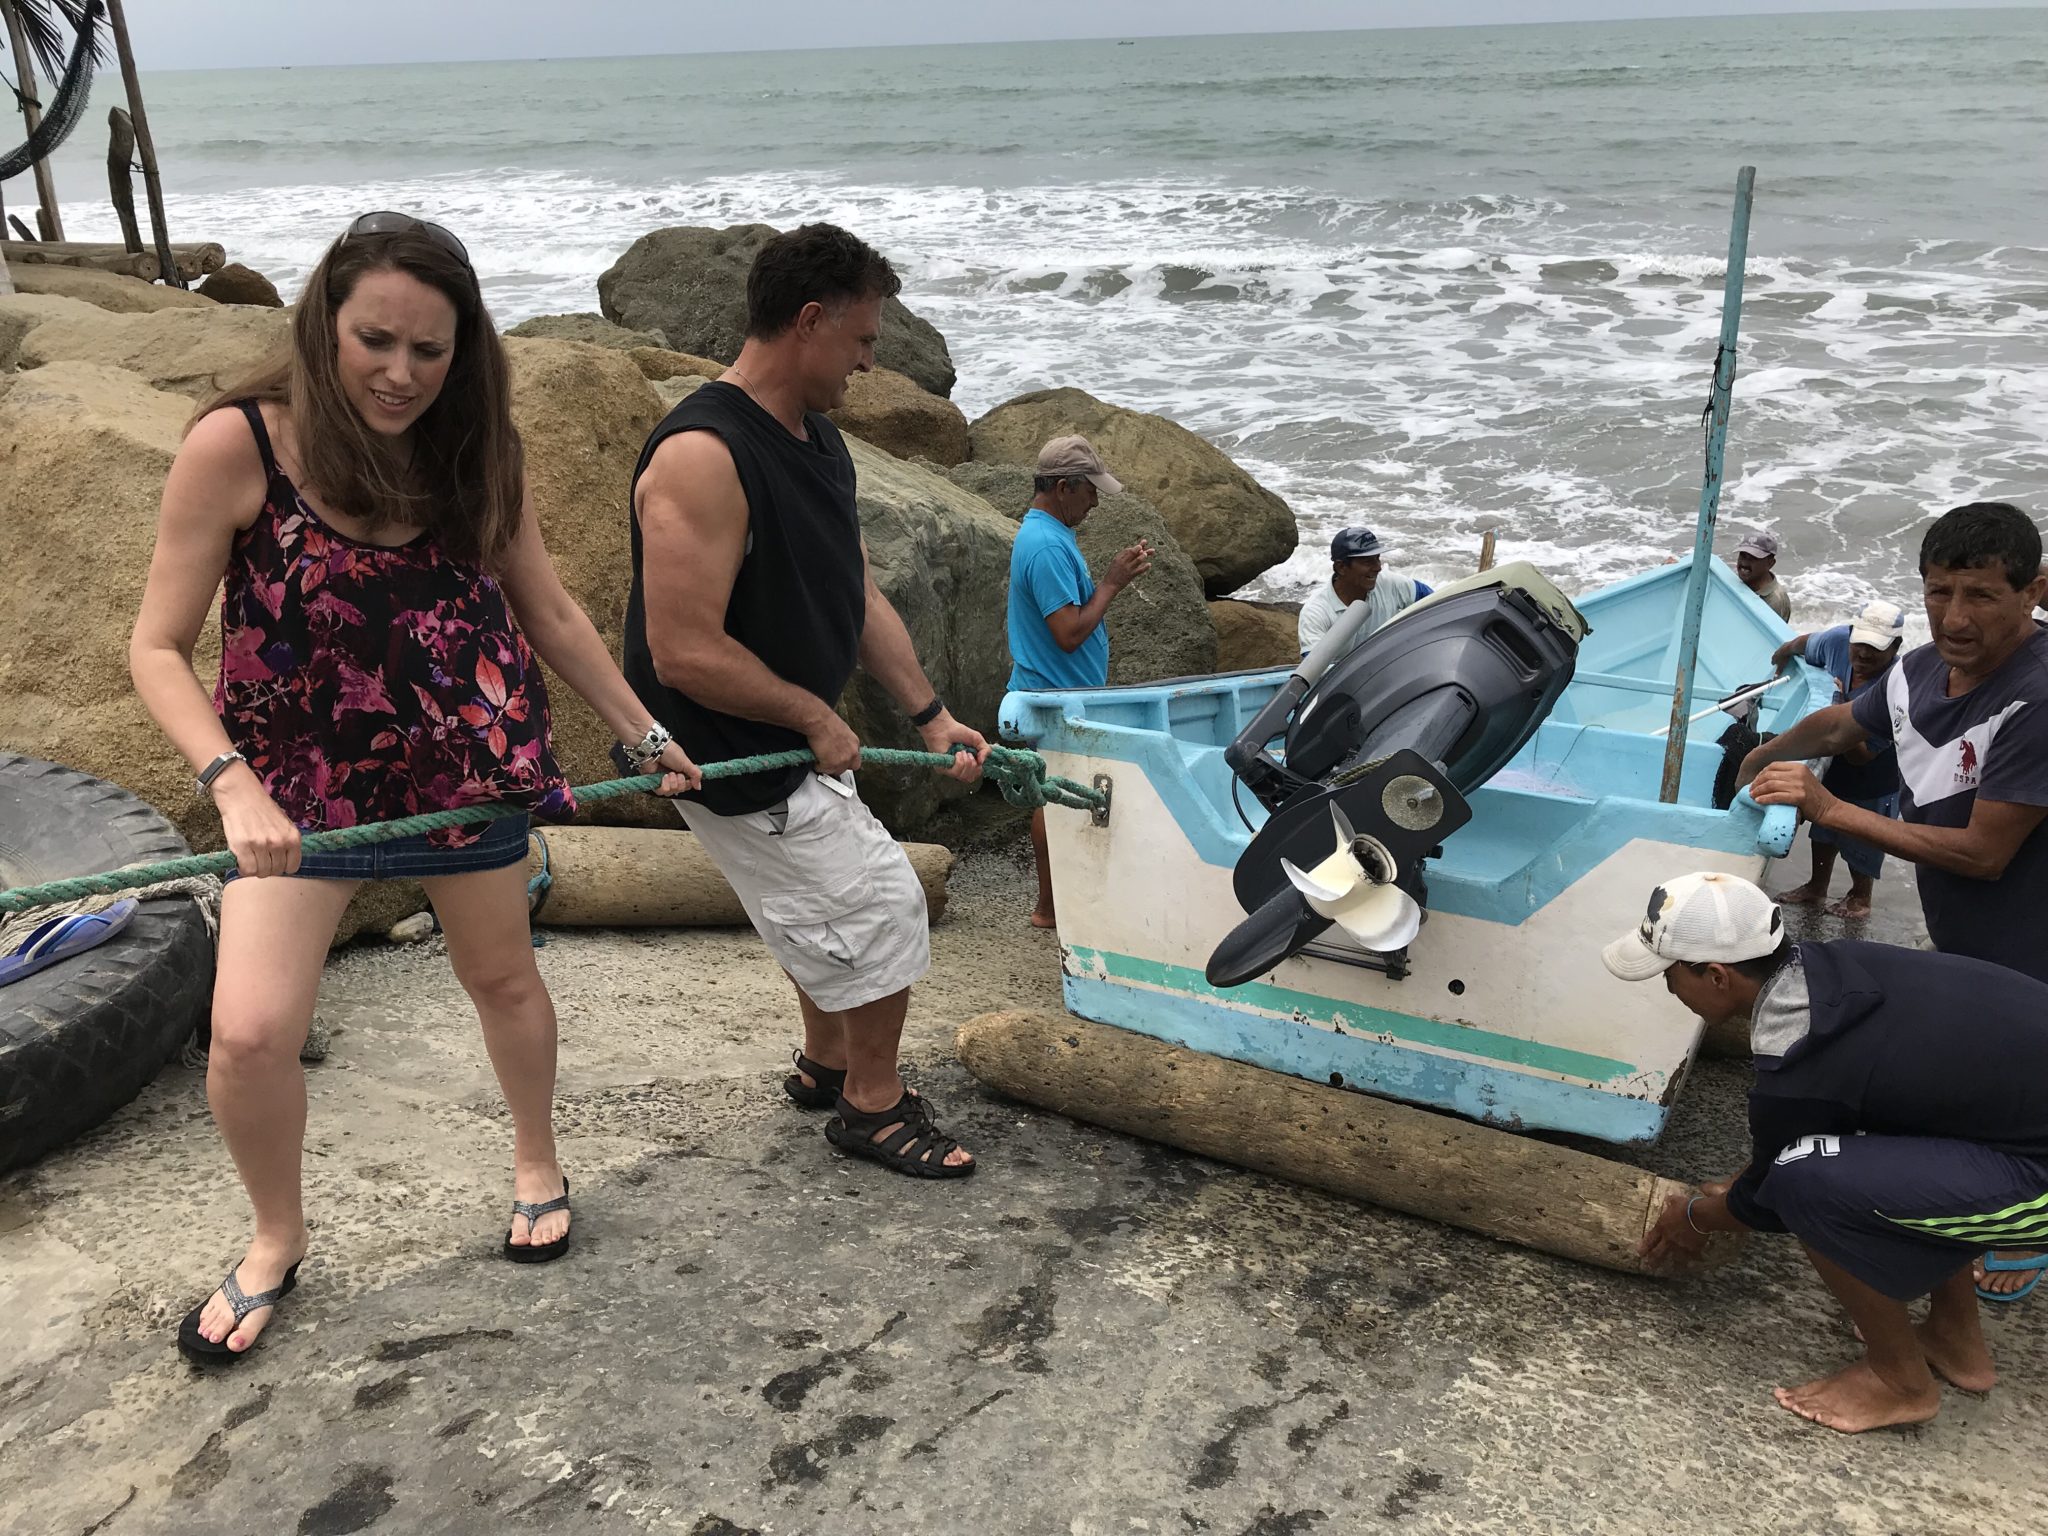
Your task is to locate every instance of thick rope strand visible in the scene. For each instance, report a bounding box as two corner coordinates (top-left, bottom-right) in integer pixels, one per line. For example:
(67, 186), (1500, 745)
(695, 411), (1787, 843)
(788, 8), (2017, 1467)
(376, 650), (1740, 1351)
(0, 744), (1101, 917)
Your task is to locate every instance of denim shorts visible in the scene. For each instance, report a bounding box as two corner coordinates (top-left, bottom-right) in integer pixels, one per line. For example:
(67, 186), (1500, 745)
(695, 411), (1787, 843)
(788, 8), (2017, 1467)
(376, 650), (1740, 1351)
(228, 812), (532, 883)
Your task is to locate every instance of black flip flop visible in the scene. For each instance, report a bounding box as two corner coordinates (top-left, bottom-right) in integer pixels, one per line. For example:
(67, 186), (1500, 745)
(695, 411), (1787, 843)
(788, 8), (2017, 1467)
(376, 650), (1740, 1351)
(503, 1178), (571, 1264)
(783, 1049), (848, 1110)
(825, 1090), (976, 1180)
(177, 1260), (303, 1364)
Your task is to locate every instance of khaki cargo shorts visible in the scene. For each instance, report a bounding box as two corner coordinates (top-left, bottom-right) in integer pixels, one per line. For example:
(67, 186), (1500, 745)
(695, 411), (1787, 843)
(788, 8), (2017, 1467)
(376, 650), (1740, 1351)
(675, 771), (930, 1013)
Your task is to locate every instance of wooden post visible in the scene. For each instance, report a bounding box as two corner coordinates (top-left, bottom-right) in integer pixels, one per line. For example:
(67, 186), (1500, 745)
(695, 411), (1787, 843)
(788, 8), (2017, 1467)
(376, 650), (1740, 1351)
(3, 1), (65, 241)
(105, 106), (141, 253)
(958, 1010), (1739, 1276)
(1477, 529), (1497, 573)
(524, 826), (954, 926)
(1659, 166), (1756, 803)
(102, 0), (181, 288)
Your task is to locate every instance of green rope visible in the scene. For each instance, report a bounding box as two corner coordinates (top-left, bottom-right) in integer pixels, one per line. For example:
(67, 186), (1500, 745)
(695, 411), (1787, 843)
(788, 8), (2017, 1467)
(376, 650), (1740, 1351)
(0, 744), (1101, 917)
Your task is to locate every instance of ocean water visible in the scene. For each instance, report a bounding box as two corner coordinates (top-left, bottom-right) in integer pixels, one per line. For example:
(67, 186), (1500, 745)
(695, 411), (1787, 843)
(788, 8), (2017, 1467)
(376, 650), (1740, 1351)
(39, 9), (2048, 620)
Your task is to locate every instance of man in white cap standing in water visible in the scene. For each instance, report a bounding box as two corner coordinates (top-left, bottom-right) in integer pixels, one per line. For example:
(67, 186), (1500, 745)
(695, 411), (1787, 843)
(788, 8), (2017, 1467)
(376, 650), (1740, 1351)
(1767, 597), (1908, 918)
(1006, 434), (1152, 929)
(1736, 529), (1793, 621)
(1611, 869), (2048, 1433)
(1296, 526), (1433, 661)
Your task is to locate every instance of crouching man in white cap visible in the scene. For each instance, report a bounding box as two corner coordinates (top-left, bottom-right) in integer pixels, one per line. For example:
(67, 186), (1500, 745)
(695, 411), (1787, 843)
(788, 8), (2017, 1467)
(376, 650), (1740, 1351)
(1608, 870), (2048, 1432)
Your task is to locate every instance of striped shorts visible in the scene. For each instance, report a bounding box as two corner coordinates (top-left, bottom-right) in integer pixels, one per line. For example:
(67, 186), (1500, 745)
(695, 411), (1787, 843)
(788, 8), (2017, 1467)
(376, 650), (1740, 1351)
(1756, 1132), (2048, 1300)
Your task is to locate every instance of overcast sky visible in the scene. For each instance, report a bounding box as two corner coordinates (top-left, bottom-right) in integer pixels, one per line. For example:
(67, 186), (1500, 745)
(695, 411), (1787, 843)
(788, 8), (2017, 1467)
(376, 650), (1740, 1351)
(123, 1), (2042, 72)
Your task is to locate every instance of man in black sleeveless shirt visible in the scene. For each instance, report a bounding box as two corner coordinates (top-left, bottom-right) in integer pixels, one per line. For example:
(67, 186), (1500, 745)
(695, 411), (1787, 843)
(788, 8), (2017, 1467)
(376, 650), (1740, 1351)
(624, 224), (987, 1179)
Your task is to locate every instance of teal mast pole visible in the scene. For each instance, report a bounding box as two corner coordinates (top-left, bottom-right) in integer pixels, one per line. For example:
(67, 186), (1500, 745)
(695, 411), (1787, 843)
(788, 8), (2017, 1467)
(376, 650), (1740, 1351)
(1659, 165), (1757, 805)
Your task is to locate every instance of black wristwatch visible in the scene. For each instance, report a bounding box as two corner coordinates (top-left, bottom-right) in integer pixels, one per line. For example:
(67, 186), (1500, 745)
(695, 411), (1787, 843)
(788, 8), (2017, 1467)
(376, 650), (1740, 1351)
(910, 695), (945, 728)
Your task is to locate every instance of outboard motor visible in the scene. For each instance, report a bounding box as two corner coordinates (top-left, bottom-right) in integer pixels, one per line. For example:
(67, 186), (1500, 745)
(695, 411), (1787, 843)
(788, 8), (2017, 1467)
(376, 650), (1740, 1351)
(1207, 562), (1588, 987)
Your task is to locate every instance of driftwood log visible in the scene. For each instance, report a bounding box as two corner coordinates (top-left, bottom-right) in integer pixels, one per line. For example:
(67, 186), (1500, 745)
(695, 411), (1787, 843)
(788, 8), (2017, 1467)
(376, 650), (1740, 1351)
(526, 825), (954, 926)
(957, 1009), (1718, 1277)
(3, 239), (225, 281)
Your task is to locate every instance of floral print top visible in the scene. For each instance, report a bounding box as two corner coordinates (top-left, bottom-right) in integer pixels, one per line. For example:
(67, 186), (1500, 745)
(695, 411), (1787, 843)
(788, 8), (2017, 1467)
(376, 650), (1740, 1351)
(212, 401), (575, 844)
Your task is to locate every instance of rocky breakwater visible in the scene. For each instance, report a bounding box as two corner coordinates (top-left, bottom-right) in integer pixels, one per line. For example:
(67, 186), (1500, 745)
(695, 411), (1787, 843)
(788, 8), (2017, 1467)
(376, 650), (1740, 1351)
(0, 239), (1306, 935)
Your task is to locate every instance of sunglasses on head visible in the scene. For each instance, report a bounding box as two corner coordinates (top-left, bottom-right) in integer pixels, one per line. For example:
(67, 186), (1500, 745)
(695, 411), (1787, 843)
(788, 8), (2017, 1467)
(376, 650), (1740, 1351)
(344, 211), (471, 268)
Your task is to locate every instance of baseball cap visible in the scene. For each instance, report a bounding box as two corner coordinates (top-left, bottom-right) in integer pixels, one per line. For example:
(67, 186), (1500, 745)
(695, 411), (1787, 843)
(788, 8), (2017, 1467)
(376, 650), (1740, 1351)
(1331, 526), (1387, 561)
(1036, 435), (1123, 496)
(1736, 530), (1780, 559)
(1848, 598), (1907, 650)
(1601, 871), (1784, 982)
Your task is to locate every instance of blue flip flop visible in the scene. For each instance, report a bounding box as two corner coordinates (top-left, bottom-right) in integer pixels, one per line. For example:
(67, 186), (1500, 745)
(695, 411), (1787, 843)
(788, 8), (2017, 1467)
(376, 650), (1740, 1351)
(0, 898), (138, 988)
(1976, 1252), (2048, 1304)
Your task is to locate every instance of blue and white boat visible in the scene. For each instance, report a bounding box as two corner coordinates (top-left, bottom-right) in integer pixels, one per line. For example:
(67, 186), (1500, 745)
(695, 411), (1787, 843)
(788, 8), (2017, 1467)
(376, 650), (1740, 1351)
(1000, 553), (1832, 1147)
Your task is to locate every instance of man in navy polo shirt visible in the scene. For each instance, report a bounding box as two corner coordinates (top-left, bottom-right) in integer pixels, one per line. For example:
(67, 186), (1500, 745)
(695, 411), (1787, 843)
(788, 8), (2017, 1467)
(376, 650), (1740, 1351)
(1739, 502), (2048, 982)
(1612, 871), (2048, 1433)
(1005, 434), (1152, 928)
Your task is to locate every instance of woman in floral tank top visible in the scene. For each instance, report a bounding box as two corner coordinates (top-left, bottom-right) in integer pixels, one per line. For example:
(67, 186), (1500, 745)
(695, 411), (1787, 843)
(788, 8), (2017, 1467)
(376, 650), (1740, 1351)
(130, 215), (701, 1364)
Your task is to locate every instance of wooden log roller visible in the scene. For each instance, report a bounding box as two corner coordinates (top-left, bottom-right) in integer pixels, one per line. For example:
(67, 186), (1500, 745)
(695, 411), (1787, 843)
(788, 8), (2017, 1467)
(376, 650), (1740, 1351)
(524, 825), (955, 926)
(957, 1009), (1734, 1276)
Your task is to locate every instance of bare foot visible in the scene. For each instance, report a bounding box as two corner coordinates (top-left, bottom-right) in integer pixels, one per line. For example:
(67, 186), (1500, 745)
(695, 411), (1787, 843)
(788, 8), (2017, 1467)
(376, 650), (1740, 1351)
(1779, 881), (1827, 907)
(1028, 907), (1057, 930)
(1974, 1250), (2045, 1298)
(1824, 894), (1873, 920)
(1772, 1360), (1940, 1433)
(506, 1163), (570, 1250)
(1917, 1318), (1997, 1394)
(192, 1231), (308, 1353)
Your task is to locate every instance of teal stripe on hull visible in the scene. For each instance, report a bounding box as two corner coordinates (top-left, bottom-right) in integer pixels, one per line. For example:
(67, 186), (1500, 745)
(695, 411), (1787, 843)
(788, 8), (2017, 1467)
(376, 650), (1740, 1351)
(1061, 973), (1671, 1147)
(1066, 944), (1640, 1084)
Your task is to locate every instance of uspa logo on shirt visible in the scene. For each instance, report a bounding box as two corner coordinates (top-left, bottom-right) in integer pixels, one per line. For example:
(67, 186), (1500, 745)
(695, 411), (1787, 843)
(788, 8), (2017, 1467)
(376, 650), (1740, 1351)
(1955, 738), (1980, 790)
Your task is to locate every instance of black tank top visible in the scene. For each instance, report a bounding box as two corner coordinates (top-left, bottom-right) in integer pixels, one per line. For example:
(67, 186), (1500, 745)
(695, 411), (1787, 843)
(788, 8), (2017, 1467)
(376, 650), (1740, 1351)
(623, 382), (865, 816)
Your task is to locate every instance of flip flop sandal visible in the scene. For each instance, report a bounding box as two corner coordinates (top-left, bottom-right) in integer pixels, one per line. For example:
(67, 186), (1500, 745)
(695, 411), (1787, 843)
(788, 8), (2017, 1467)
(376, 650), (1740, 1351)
(783, 1048), (848, 1110)
(1976, 1252), (2048, 1303)
(504, 1178), (571, 1264)
(825, 1089), (975, 1180)
(177, 1259), (303, 1364)
(0, 899), (138, 988)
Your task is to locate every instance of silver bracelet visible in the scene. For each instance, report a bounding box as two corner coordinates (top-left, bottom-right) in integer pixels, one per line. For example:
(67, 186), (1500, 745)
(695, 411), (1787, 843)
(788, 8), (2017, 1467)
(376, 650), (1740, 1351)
(195, 749), (246, 795)
(1685, 1195), (1710, 1236)
(624, 721), (672, 768)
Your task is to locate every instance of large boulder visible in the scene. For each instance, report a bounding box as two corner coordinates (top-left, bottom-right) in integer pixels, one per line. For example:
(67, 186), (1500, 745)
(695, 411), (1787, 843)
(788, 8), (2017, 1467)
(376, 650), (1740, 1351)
(507, 311), (667, 350)
(16, 305), (290, 400)
(1208, 598), (1302, 672)
(628, 345), (725, 384)
(944, 462), (1216, 684)
(830, 368), (968, 466)
(197, 263), (284, 308)
(0, 293), (101, 370)
(597, 223), (958, 397)
(500, 338), (672, 831)
(840, 440), (1016, 832)
(6, 263), (217, 313)
(968, 387), (1298, 597)
(0, 363), (220, 856)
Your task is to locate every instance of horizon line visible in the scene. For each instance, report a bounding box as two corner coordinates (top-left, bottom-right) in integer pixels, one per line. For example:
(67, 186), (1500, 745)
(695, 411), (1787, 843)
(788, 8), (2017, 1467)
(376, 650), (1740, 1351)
(143, 3), (2043, 75)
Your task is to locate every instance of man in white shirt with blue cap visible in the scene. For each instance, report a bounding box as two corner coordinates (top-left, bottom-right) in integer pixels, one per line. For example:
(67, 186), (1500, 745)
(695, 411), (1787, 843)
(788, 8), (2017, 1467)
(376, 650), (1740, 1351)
(1296, 526), (1432, 661)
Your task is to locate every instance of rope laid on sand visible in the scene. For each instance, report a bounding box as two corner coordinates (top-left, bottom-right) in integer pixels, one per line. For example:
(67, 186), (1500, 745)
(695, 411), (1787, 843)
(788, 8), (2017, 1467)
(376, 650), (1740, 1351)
(0, 744), (1102, 917)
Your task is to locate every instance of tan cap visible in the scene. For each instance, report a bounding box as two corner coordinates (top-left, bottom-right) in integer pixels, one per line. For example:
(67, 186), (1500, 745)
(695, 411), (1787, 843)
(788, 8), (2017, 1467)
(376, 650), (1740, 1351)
(1036, 435), (1123, 496)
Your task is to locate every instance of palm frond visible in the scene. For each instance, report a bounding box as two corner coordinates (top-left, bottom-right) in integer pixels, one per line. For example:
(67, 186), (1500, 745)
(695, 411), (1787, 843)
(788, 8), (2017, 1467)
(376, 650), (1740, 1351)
(1, 0), (109, 88)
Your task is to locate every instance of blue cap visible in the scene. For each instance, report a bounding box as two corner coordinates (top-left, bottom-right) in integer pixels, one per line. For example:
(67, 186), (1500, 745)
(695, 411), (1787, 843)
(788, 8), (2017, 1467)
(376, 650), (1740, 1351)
(1331, 527), (1386, 561)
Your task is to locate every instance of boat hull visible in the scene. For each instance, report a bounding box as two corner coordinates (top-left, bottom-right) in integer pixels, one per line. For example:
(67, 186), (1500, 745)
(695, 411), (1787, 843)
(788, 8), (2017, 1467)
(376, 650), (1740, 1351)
(1005, 555), (1833, 1146)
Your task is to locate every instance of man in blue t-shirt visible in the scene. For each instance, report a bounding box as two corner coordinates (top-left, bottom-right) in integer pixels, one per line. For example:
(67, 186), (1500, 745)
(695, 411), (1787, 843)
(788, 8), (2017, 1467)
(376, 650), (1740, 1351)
(1767, 598), (1907, 918)
(1004, 433), (1152, 927)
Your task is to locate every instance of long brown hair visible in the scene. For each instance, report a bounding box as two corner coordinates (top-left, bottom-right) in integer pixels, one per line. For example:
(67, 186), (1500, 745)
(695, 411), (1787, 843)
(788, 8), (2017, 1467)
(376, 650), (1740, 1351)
(200, 223), (525, 566)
